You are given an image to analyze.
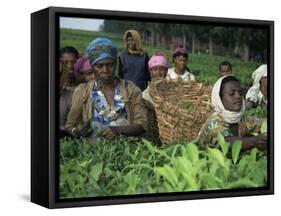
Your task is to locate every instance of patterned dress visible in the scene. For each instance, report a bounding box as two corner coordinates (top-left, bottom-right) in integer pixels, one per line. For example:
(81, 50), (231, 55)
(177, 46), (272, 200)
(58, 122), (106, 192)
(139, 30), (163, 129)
(197, 113), (265, 148)
(91, 82), (128, 138)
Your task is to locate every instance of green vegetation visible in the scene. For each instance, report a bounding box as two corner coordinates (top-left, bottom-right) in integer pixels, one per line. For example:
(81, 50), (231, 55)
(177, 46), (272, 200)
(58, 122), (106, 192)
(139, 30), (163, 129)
(60, 135), (267, 199)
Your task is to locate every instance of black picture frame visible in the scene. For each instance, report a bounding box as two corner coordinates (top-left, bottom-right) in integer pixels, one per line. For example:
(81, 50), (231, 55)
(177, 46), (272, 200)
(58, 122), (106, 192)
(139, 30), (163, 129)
(31, 6), (274, 209)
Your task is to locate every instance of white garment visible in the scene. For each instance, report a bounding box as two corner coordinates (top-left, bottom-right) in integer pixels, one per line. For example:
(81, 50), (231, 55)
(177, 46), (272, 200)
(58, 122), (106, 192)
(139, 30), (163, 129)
(166, 68), (195, 81)
(142, 86), (154, 105)
(246, 64), (267, 104)
(212, 75), (245, 124)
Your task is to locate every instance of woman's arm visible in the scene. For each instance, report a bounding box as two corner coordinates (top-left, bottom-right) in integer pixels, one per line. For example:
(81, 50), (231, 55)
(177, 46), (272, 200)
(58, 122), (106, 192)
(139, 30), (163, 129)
(65, 85), (85, 136)
(99, 125), (145, 139)
(225, 133), (267, 151)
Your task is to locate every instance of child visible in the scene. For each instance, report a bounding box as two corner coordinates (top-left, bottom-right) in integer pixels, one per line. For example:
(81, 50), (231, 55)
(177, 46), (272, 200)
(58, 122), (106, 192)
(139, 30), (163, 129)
(218, 61), (232, 77)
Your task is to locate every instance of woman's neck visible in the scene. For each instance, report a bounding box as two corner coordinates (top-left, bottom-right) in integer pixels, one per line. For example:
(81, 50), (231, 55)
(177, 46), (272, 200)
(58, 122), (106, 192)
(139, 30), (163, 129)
(174, 67), (185, 75)
(100, 79), (116, 90)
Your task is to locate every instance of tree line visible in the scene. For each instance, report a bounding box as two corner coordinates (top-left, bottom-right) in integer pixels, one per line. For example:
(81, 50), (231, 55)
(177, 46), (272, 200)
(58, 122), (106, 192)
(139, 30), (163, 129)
(100, 20), (267, 62)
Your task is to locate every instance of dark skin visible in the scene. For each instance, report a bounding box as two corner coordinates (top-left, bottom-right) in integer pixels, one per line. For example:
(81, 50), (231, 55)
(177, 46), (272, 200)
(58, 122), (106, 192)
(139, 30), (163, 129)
(260, 77), (267, 99)
(150, 65), (168, 79)
(92, 58), (144, 139)
(60, 53), (77, 89)
(60, 53), (77, 75)
(219, 65), (232, 77)
(126, 36), (136, 51)
(245, 76), (268, 109)
(80, 69), (95, 82)
(221, 80), (267, 151)
(174, 55), (188, 75)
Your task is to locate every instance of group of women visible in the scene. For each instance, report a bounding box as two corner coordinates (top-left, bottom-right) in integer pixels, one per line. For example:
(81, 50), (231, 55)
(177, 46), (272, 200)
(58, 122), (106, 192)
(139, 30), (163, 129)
(59, 29), (268, 152)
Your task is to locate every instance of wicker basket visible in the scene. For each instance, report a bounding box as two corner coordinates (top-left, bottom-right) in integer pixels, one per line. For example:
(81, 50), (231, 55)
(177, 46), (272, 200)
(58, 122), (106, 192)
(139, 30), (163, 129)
(149, 79), (212, 144)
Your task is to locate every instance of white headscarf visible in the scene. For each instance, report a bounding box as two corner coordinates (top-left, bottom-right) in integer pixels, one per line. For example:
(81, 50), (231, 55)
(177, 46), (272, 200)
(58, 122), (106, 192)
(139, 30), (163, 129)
(212, 75), (245, 124)
(246, 64), (267, 103)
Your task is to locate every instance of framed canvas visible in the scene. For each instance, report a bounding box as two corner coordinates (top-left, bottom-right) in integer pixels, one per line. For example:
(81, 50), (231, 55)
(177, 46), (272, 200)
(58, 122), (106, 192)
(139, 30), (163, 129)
(31, 6), (274, 208)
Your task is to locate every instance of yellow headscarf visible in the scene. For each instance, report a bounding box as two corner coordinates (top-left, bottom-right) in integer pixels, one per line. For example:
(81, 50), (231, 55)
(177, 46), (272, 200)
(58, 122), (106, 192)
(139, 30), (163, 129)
(123, 29), (144, 55)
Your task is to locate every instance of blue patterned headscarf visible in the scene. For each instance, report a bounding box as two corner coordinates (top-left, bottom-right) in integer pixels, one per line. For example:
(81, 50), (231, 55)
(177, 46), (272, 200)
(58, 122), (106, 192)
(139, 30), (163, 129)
(86, 37), (118, 66)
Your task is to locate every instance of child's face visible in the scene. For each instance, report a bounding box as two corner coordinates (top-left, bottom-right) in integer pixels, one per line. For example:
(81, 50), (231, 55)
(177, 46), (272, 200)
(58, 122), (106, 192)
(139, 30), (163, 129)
(150, 66), (167, 79)
(219, 65), (232, 77)
(126, 36), (136, 50)
(174, 55), (187, 71)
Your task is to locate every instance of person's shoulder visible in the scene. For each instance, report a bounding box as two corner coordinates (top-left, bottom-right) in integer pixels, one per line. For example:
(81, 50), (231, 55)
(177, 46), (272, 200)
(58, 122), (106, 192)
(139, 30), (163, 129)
(73, 82), (86, 92)
(121, 79), (140, 90)
(205, 113), (225, 127)
(185, 70), (195, 76)
(167, 68), (175, 74)
(73, 80), (94, 94)
(119, 51), (128, 58)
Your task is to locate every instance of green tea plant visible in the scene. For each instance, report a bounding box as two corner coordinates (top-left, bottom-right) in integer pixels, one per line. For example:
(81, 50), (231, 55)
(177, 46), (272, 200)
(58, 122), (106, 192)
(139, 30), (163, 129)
(60, 135), (267, 198)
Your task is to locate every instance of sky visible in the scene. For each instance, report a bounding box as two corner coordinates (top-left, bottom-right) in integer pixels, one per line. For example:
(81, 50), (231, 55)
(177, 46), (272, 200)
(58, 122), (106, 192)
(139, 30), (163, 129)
(60, 17), (104, 31)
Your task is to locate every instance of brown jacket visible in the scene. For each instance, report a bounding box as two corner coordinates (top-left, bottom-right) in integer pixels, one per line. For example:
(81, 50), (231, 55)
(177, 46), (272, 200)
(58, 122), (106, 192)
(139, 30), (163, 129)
(65, 79), (148, 135)
(59, 87), (74, 137)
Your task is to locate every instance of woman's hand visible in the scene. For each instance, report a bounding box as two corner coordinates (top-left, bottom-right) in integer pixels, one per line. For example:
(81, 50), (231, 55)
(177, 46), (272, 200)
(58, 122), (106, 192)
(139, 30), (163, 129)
(98, 126), (120, 139)
(72, 121), (91, 137)
(226, 133), (268, 151)
(98, 125), (145, 139)
(253, 133), (268, 150)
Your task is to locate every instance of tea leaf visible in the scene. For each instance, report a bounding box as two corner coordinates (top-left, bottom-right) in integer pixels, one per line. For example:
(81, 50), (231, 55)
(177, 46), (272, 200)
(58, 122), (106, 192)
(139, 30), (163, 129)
(207, 148), (225, 167)
(228, 179), (258, 188)
(250, 148), (258, 162)
(90, 162), (103, 182)
(186, 143), (199, 165)
(261, 120), (267, 133)
(232, 140), (242, 164)
(218, 134), (229, 156)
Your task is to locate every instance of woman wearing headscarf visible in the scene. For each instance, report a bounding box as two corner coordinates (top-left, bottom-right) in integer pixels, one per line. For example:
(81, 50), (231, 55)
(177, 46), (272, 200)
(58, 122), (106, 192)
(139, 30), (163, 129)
(197, 75), (267, 151)
(118, 30), (150, 91)
(245, 64), (267, 109)
(74, 54), (95, 83)
(65, 37), (147, 139)
(142, 53), (169, 144)
(166, 48), (195, 81)
(59, 46), (79, 137)
(142, 52), (168, 105)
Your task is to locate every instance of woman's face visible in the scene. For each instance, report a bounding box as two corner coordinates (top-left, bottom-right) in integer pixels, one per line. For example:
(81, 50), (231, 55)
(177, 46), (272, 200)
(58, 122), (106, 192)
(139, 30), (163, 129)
(93, 58), (116, 82)
(81, 69), (95, 82)
(260, 77), (267, 97)
(174, 55), (187, 72)
(150, 66), (167, 79)
(219, 65), (232, 77)
(221, 80), (243, 112)
(60, 53), (77, 74)
(126, 36), (136, 50)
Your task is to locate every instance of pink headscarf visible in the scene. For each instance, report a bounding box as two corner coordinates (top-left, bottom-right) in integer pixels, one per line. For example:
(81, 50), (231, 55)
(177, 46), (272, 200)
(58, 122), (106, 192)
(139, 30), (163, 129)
(74, 55), (92, 81)
(148, 53), (168, 70)
(173, 48), (188, 58)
